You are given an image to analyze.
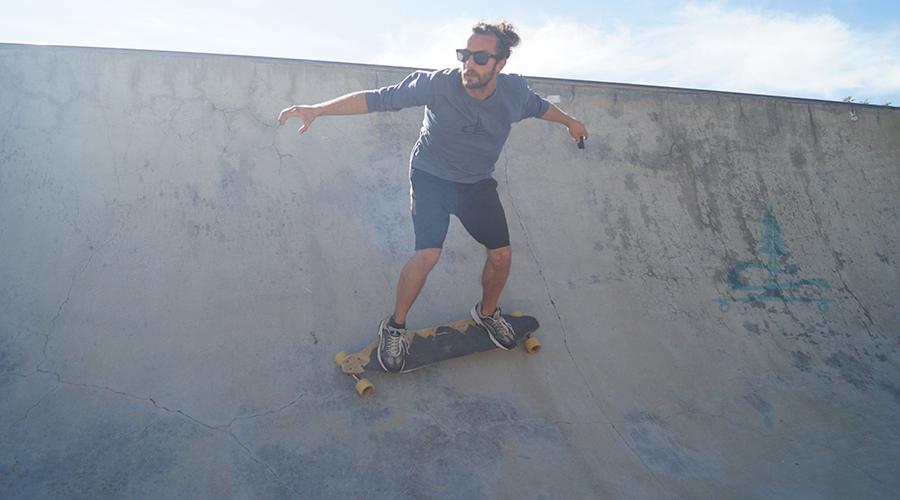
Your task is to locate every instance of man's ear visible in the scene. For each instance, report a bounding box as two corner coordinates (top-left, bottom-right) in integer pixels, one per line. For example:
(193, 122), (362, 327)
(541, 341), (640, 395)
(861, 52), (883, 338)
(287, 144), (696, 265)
(496, 58), (507, 73)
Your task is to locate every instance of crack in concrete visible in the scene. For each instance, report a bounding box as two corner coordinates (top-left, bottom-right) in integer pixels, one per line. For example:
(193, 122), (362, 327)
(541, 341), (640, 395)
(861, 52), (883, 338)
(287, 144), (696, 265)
(502, 138), (679, 498)
(35, 207), (131, 374)
(837, 273), (874, 328)
(8, 365), (306, 498)
(226, 429), (298, 499)
(147, 388), (305, 499)
(6, 372), (61, 428)
(611, 427), (679, 499)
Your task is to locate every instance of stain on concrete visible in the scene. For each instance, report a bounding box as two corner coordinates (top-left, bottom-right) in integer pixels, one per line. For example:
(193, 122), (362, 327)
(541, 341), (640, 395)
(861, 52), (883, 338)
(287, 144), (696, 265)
(621, 409), (724, 480)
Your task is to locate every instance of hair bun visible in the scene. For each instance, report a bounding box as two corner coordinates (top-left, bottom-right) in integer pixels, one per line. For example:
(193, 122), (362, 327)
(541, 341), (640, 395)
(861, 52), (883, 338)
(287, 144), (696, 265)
(473, 21), (521, 59)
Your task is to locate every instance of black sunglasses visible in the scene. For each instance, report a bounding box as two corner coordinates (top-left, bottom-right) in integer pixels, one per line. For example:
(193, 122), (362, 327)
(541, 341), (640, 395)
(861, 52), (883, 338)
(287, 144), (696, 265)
(456, 49), (501, 66)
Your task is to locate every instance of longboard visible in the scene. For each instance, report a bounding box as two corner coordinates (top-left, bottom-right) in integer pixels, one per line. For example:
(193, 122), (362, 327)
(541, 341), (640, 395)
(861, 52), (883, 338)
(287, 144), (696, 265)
(335, 312), (540, 397)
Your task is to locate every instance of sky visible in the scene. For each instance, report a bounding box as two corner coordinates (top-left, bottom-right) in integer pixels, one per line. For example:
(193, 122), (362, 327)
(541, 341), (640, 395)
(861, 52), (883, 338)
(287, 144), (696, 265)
(3, 1), (899, 106)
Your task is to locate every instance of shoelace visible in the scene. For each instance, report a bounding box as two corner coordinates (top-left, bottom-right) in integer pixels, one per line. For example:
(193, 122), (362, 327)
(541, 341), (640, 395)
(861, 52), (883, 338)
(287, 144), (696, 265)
(384, 330), (409, 357)
(486, 313), (513, 340)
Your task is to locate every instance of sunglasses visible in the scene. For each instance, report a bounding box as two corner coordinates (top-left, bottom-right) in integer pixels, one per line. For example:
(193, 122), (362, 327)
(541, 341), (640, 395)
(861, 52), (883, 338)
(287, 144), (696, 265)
(456, 49), (501, 66)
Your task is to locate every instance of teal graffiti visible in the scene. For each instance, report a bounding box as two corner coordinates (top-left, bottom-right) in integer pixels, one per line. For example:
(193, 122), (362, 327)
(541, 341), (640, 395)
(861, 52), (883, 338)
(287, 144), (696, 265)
(715, 207), (830, 312)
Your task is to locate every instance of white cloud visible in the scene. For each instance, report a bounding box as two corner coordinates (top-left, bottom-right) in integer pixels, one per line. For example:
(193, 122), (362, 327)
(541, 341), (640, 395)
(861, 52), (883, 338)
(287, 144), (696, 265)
(372, 17), (478, 69)
(373, 3), (900, 104)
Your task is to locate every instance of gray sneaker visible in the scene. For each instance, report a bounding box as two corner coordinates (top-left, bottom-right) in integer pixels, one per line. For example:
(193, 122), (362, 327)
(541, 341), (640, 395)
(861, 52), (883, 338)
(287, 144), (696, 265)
(377, 317), (409, 373)
(471, 302), (516, 350)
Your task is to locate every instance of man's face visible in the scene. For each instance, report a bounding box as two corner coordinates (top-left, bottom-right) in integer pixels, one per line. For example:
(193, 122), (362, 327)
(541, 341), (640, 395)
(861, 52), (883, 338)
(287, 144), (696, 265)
(461, 33), (506, 90)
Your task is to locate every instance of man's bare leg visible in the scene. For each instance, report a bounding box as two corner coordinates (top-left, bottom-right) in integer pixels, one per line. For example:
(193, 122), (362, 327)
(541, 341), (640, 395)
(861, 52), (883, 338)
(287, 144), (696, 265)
(393, 248), (442, 325)
(479, 245), (512, 316)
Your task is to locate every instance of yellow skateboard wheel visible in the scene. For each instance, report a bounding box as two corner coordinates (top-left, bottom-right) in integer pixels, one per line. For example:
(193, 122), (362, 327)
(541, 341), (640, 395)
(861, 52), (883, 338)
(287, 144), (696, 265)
(525, 337), (541, 354)
(356, 378), (374, 398)
(511, 311), (523, 317)
(335, 351), (349, 367)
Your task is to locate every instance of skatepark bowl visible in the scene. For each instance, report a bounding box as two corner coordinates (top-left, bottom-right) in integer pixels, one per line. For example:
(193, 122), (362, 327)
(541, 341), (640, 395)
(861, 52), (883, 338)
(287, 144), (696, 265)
(1, 43), (898, 499)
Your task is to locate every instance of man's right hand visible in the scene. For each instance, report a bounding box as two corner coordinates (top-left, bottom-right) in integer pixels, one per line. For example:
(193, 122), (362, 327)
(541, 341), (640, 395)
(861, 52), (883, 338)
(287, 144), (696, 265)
(277, 92), (369, 136)
(278, 105), (317, 135)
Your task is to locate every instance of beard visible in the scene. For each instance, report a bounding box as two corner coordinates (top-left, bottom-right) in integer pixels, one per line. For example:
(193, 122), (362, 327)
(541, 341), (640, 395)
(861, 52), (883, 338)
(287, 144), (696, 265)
(462, 63), (498, 90)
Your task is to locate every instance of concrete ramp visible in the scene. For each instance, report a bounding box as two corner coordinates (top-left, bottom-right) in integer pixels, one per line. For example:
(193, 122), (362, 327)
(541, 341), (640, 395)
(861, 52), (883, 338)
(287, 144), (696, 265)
(1, 44), (898, 499)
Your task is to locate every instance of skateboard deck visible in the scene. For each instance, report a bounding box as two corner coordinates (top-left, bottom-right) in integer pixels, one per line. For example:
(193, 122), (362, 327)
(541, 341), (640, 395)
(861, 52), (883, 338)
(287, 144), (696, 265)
(335, 313), (540, 397)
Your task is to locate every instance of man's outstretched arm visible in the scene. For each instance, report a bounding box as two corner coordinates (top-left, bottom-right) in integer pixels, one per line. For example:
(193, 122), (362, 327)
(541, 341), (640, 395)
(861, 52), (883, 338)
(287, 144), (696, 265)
(539, 103), (588, 143)
(278, 91), (369, 135)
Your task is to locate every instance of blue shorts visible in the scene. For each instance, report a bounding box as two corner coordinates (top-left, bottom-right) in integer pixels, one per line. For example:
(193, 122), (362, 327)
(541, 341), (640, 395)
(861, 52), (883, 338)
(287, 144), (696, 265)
(410, 169), (510, 251)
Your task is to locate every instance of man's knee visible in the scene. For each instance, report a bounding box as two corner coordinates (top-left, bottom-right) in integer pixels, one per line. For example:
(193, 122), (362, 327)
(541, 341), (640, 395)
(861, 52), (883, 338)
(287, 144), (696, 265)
(486, 245), (512, 268)
(413, 247), (442, 271)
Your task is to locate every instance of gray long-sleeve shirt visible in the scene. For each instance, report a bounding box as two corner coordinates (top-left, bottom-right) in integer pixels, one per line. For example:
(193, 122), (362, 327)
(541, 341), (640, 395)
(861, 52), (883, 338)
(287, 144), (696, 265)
(365, 68), (550, 183)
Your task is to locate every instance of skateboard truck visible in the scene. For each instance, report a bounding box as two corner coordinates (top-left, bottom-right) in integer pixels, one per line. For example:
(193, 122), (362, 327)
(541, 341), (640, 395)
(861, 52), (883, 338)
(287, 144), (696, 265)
(335, 351), (375, 397)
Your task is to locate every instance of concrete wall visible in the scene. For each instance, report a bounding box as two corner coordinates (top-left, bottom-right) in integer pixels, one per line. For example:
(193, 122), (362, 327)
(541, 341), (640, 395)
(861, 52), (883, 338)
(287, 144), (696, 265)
(1, 43), (898, 499)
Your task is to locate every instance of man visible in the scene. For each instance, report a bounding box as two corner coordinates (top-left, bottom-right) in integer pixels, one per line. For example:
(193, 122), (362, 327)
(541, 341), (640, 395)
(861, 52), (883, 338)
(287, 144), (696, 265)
(278, 21), (588, 372)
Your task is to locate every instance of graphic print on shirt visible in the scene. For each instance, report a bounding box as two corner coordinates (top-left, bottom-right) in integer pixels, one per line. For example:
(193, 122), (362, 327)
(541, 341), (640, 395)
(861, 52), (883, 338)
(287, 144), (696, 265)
(461, 116), (489, 135)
